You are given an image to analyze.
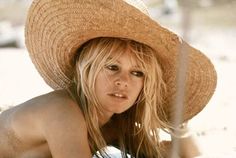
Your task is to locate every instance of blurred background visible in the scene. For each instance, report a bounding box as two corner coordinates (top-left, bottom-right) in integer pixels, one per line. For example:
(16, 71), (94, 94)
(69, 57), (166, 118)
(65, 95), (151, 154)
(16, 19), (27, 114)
(0, 0), (236, 157)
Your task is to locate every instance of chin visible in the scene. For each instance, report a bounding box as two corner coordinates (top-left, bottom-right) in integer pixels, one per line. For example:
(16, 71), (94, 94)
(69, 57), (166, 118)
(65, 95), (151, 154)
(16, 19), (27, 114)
(114, 110), (126, 114)
(114, 107), (131, 114)
(104, 103), (133, 115)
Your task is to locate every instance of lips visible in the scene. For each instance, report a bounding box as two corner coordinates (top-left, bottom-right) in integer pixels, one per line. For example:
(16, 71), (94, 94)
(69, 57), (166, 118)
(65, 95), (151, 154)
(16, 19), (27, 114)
(108, 92), (128, 99)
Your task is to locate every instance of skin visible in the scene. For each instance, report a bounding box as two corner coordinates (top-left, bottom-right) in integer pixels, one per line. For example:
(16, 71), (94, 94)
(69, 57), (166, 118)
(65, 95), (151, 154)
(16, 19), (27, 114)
(0, 90), (91, 158)
(95, 50), (144, 125)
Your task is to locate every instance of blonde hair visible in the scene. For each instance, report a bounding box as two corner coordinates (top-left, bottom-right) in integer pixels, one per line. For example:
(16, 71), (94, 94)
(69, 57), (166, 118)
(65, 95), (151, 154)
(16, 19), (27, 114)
(72, 37), (169, 157)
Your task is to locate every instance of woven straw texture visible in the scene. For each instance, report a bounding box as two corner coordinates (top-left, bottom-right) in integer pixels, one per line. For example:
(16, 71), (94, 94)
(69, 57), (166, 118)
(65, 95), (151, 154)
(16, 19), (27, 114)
(25, 0), (217, 122)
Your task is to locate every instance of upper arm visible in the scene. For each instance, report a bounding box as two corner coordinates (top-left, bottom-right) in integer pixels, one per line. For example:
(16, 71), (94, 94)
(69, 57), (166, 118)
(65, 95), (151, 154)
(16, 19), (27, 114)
(40, 96), (92, 158)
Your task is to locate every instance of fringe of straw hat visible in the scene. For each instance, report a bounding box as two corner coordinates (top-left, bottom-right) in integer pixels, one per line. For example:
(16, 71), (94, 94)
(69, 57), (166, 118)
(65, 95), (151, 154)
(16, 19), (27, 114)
(25, 0), (217, 122)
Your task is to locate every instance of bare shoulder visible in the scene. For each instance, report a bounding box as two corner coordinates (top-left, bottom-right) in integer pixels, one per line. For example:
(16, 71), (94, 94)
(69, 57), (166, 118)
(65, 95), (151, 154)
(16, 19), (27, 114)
(5, 90), (91, 157)
(6, 90), (87, 144)
(32, 90), (85, 124)
(36, 89), (87, 132)
(36, 90), (91, 157)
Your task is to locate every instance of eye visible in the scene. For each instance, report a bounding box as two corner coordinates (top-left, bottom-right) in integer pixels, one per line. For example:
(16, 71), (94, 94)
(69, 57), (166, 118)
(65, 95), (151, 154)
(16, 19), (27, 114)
(106, 65), (119, 71)
(131, 71), (144, 77)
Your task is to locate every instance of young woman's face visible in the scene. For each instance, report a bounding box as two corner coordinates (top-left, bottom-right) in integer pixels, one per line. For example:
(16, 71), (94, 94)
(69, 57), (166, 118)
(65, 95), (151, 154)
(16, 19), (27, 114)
(95, 50), (144, 118)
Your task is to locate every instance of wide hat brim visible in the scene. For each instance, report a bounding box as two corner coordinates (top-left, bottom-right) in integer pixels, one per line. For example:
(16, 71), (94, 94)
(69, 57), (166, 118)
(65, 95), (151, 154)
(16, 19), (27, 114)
(25, 0), (217, 122)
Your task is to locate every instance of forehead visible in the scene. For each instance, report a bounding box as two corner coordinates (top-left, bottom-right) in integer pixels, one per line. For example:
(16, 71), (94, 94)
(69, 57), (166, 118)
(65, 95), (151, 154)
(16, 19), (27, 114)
(109, 48), (139, 62)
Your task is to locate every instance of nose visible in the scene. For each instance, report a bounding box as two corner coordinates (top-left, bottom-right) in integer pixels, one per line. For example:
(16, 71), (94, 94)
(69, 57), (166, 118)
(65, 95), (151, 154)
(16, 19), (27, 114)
(115, 80), (128, 87)
(114, 73), (129, 88)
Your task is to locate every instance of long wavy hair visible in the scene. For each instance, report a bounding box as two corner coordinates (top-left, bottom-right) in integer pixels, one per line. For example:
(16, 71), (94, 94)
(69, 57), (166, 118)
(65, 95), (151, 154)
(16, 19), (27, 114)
(70, 37), (169, 157)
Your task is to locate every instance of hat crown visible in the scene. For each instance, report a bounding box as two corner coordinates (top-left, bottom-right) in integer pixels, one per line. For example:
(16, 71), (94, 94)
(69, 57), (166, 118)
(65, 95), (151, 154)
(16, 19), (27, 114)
(124, 0), (150, 16)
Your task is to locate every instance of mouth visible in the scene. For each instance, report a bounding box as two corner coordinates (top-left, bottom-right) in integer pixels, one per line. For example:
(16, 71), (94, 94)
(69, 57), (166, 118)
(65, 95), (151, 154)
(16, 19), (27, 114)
(108, 92), (128, 99)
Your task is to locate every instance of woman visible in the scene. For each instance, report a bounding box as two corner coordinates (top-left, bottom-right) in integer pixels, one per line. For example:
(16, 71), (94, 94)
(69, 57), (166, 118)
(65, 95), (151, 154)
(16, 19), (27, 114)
(0, 0), (217, 157)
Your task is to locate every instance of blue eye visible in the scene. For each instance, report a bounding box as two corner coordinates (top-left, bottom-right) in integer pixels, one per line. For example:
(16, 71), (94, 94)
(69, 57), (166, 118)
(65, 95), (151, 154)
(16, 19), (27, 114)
(131, 71), (144, 77)
(106, 65), (119, 71)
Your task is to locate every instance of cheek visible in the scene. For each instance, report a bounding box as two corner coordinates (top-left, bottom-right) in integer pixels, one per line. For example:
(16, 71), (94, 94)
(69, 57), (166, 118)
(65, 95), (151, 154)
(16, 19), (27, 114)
(132, 79), (144, 95)
(95, 76), (104, 94)
(95, 71), (110, 93)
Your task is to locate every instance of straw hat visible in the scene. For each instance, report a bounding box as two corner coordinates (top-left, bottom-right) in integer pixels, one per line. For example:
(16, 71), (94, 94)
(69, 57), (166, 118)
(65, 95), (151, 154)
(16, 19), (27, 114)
(25, 0), (217, 122)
